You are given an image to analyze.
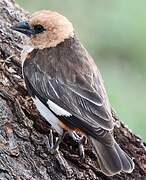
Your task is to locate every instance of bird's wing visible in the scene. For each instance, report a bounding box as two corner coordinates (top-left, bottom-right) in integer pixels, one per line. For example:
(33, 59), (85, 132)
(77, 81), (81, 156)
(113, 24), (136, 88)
(23, 38), (113, 142)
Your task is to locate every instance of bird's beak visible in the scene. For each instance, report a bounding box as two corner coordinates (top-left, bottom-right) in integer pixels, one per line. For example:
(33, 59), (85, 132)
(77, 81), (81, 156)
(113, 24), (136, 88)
(12, 21), (34, 37)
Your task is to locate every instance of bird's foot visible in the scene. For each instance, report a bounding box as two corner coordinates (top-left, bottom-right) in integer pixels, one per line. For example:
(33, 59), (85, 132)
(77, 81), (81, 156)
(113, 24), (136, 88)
(46, 130), (73, 177)
(46, 129), (61, 154)
(46, 129), (85, 161)
(69, 131), (86, 161)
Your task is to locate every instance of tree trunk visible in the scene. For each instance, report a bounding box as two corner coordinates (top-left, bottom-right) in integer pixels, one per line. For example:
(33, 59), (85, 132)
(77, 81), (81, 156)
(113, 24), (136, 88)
(0, 0), (146, 179)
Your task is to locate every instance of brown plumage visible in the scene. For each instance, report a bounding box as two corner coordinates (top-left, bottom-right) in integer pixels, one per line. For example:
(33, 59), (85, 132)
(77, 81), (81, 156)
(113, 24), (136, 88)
(12, 10), (134, 176)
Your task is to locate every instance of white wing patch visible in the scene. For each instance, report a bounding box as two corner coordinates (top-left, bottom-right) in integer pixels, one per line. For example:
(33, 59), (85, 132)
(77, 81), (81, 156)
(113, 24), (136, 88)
(32, 96), (63, 135)
(47, 99), (72, 117)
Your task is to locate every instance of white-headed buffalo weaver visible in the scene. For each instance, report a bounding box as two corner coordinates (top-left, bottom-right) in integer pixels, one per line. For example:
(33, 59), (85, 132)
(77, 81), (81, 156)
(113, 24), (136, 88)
(12, 10), (134, 176)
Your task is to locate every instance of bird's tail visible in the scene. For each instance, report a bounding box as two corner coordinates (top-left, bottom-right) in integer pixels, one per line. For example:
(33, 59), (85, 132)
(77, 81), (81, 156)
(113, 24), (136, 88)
(89, 136), (134, 176)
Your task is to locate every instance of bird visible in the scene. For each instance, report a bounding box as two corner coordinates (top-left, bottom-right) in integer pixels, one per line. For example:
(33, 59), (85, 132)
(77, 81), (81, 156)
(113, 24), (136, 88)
(12, 10), (134, 176)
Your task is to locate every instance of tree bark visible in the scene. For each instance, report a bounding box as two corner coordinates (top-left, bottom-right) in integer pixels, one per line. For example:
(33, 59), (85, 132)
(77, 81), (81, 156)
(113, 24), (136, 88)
(0, 0), (146, 179)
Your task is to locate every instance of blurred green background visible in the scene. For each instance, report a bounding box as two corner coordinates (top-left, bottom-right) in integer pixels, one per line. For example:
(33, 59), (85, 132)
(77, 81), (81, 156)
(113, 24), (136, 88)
(16, 0), (146, 140)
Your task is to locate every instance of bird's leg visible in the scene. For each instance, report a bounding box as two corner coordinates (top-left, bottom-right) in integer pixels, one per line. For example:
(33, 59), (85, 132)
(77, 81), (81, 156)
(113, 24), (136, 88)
(68, 131), (85, 161)
(46, 130), (73, 177)
(47, 129), (85, 160)
(47, 129), (66, 154)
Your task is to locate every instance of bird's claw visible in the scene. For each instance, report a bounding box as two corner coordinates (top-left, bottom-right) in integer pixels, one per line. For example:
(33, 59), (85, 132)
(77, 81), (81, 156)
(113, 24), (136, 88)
(47, 129), (60, 154)
(47, 129), (85, 160)
(69, 131), (85, 161)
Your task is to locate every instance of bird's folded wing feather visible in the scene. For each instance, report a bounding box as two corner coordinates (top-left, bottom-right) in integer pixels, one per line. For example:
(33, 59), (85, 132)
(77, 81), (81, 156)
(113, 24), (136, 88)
(23, 41), (113, 143)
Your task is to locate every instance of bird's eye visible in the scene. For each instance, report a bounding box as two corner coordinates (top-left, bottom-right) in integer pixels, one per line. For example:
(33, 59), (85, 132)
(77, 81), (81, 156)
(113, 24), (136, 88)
(33, 24), (45, 34)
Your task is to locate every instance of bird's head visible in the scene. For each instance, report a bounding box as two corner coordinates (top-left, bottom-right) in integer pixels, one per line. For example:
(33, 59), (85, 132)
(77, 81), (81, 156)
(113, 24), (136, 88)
(12, 10), (74, 49)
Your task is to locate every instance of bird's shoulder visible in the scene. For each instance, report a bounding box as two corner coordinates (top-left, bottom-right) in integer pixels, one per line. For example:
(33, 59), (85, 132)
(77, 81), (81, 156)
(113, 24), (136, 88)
(24, 36), (100, 91)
